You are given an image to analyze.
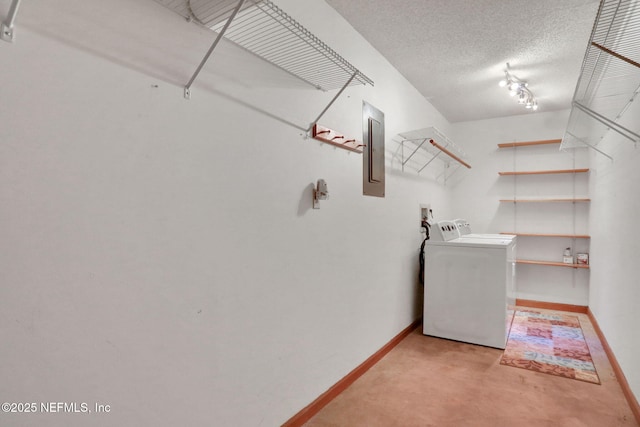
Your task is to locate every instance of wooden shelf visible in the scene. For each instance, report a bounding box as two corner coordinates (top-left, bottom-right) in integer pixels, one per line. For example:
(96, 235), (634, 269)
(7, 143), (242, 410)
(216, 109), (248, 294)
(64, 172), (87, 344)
(498, 168), (589, 176)
(500, 198), (591, 203)
(516, 259), (590, 269)
(497, 139), (562, 148)
(500, 232), (591, 239)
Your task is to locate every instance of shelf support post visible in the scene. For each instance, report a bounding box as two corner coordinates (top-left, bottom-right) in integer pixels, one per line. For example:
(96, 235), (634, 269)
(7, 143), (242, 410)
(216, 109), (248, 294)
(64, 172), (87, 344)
(184, 0), (247, 99)
(1, 0), (22, 43)
(307, 71), (358, 133)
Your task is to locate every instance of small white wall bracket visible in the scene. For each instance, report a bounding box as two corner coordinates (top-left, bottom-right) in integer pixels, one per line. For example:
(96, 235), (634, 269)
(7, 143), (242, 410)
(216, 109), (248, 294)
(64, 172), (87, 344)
(1, 0), (22, 43)
(313, 179), (329, 209)
(1, 22), (15, 42)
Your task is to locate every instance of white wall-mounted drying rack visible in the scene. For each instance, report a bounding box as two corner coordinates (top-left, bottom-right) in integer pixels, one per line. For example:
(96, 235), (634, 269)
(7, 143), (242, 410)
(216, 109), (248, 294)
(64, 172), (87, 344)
(398, 127), (471, 184)
(153, 0), (374, 132)
(560, 0), (640, 160)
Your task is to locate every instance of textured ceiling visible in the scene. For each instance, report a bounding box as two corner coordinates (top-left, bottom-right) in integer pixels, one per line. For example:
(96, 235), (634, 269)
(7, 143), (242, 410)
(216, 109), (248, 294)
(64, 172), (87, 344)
(326, 0), (601, 123)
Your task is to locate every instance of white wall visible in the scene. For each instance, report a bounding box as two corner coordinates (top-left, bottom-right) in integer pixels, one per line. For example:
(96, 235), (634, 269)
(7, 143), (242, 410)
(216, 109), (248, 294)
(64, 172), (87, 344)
(0, 0), (453, 425)
(588, 98), (640, 403)
(450, 111), (591, 305)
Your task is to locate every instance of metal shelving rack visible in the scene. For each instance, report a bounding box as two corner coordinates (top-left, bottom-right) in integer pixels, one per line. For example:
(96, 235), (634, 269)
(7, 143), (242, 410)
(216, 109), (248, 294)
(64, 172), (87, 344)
(153, 0), (373, 131)
(561, 0), (640, 159)
(398, 127), (471, 184)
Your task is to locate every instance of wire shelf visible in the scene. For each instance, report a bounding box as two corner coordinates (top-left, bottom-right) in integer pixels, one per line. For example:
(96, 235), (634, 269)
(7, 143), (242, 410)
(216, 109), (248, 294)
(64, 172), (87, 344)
(561, 0), (640, 156)
(154, 0), (373, 92)
(398, 127), (470, 182)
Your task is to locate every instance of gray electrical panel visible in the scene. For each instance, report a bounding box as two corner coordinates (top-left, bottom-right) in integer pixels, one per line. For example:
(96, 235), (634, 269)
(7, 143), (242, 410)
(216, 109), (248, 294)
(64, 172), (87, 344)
(362, 101), (385, 197)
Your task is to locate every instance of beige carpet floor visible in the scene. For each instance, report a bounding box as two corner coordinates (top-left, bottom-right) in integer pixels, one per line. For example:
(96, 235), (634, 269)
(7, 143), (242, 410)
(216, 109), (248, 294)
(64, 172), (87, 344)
(304, 308), (638, 427)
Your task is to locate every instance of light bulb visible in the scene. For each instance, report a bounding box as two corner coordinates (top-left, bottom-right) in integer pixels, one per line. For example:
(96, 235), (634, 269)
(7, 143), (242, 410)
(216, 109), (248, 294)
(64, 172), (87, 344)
(518, 93), (527, 104)
(509, 82), (520, 91)
(532, 103), (539, 111)
(498, 79), (508, 87)
(509, 89), (517, 96)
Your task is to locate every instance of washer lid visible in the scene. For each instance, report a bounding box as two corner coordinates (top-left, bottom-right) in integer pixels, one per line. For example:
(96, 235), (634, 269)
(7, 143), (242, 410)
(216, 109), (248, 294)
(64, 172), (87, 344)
(427, 236), (513, 248)
(455, 237), (514, 248)
(465, 233), (516, 241)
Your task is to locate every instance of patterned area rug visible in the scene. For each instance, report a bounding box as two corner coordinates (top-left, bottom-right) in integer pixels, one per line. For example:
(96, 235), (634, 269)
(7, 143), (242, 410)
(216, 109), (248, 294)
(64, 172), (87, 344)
(500, 310), (600, 384)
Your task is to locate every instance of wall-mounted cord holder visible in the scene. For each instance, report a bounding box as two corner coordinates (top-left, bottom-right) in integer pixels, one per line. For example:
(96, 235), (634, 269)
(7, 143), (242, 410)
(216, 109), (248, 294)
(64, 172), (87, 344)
(312, 124), (364, 153)
(313, 179), (329, 209)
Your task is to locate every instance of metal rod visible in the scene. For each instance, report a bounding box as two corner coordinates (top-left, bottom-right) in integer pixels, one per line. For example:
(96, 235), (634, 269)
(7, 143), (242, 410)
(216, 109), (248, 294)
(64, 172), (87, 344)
(307, 71), (358, 132)
(591, 42), (640, 69)
(3, 0), (20, 27)
(184, 0), (247, 98)
(564, 131), (613, 161)
(573, 101), (640, 143)
(418, 150), (444, 173)
(402, 139), (428, 166)
(1, 0), (22, 42)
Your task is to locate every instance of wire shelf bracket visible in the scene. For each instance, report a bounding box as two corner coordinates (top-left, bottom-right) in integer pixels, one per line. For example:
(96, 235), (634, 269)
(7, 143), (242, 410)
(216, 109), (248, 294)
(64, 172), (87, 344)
(398, 127), (471, 185)
(561, 0), (640, 159)
(1, 0), (22, 43)
(154, 0), (373, 130)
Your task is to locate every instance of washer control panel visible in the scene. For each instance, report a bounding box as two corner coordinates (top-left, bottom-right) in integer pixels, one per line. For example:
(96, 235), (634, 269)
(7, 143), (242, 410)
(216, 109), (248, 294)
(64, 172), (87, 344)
(430, 220), (461, 241)
(453, 219), (472, 235)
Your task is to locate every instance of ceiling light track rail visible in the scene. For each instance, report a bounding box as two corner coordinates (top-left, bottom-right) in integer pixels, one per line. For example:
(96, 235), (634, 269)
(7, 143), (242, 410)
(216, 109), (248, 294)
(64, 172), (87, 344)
(499, 63), (538, 111)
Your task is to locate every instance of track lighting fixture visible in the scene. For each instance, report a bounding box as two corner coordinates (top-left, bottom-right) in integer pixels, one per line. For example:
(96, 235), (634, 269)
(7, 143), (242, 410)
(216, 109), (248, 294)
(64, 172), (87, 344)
(499, 63), (538, 111)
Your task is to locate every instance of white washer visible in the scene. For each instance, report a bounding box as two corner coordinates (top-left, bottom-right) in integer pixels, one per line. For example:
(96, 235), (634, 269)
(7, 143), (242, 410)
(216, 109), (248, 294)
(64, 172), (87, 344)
(423, 221), (516, 349)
